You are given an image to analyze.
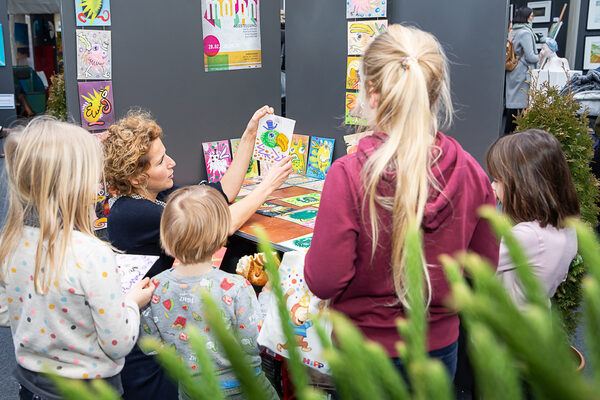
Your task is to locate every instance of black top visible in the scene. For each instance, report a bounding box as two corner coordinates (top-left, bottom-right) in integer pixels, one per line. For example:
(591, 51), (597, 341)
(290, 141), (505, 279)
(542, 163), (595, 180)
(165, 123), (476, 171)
(107, 182), (226, 278)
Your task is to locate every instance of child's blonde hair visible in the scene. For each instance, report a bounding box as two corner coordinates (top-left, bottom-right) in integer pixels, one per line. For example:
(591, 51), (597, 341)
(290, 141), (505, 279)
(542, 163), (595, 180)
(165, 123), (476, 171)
(0, 118), (104, 294)
(360, 24), (453, 308)
(160, 186), (230, 264)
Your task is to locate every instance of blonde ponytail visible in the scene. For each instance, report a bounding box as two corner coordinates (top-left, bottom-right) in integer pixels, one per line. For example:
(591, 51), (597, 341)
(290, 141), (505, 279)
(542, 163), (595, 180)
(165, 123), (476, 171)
(360, 25), (453, 308)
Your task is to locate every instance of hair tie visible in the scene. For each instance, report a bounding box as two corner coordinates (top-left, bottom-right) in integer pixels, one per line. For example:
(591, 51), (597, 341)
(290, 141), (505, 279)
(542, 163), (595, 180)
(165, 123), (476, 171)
(400, 55), (418, 70)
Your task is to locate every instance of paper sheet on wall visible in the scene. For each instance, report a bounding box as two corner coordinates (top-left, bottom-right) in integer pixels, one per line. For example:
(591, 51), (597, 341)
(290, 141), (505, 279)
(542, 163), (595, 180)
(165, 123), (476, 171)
(78, 81), (115, 131)
(348, 20), (388, 56)
(253, 114), (296, 167)
(201, 0), (262, 71)
(76, 0), (111, 26)
(76, 29), (111, 80)
(347, 0), (387, 18)
(116, 254), (159, 295)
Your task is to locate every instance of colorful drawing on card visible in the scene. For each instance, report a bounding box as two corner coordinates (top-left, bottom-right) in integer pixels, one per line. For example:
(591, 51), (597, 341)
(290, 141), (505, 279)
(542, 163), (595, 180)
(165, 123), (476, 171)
(76, 29), (111, 80)
(346, 57), (361, 90)
(202, 140), (232, 183)
(297, 180), (325, 192)
(78, 81), (114, 131)
(277, 233), (313, 253)
(230, 138), (259, 178)
(116, 254), (159, 295)
(285, 175), (318, 186)
(279, 193), (321, 207)
(290, 134), (309, 175)
(348, 20), (387, 55)
(306, 137), (335, 180)
(347, 0), (387, 18)
(201, 0), (261, 71)
(277, 207), (318, 228)
(255, 202), (296, 217)
(76, 0), (111, 26)
(345, 92), (367, 126)
(253, 114), (296, 166)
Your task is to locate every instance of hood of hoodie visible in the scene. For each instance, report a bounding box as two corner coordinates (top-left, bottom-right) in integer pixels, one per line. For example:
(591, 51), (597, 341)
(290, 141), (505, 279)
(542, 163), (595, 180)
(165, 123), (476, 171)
(356, 131), (467, 231)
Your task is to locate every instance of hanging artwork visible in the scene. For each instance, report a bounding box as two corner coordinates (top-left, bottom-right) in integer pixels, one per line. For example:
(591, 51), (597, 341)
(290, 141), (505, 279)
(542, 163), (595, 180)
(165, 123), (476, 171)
(201, 0), (261, 71)
(584, 36), (600, 70)
(347, 20), (387, 56)
(290, 134), (309, 175)
(346, 57), (361, 90)
(202, 140), (232, 183)
(345, 92), (367, 126)
(277, 233), (313, 253)
(253, 114), (296, 168)
(277, 207), (319, 229)
(76, 29), (111, 80)
(526, 1), (552, 24)
(306, 137), (335, 180)
(78, 81), (115, 131)
(279, 192), (321, 207)
(347, 0), (387, 18)
(76, 0), (111, 26)
(589, 0), (600, 30)
(230, 138), (259, 178)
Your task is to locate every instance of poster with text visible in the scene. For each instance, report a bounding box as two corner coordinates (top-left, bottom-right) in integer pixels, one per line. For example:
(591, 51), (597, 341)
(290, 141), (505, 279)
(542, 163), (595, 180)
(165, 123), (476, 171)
(76, 0), (111, 26)
(201, 0), (262, 72)
(76, 29), (111, 80)
(78, 81), (115, 131)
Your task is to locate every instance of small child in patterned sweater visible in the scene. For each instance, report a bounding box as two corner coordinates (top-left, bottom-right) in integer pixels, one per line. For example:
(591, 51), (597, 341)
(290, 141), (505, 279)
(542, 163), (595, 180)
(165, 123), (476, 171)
(139, 186), (278, 400)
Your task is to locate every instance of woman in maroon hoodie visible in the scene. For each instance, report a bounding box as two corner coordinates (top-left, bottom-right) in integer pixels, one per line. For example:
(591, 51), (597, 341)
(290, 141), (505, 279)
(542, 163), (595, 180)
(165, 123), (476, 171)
(304, 25), (498, 379)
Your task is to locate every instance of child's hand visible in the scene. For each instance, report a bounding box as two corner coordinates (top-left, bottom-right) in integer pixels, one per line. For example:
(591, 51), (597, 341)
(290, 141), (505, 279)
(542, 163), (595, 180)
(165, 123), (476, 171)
(126, 277), (156, 308)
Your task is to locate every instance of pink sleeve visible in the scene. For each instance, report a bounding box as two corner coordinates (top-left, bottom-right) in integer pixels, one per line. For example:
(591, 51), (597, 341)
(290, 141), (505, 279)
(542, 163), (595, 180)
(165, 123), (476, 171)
(305, 161), (359, 300)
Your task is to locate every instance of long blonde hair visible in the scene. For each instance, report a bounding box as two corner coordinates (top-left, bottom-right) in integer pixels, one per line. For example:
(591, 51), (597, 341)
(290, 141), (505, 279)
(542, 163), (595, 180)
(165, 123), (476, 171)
(360, 25), (453, 307)
(0, 118), (104, 294)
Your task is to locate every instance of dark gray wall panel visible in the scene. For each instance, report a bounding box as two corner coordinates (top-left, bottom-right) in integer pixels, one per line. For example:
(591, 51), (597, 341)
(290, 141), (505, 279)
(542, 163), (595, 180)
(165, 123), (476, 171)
(286, 0), (507, 164)
(0, 0), (16, 127)
(62, 0), (281, 185)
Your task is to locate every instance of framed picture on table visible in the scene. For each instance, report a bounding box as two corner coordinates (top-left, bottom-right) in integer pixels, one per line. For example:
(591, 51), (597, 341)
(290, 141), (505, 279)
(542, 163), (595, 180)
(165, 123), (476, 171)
(588, 0), (600, 30)
(527, 1), (552, 23)
(584, 36), (600, 70)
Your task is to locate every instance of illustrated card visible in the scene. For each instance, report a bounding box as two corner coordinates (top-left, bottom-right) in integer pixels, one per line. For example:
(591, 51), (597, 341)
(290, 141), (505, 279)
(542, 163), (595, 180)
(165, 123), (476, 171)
(277, 207), (318, 229)
(296, 180), (325, 192)
(116, 254), (159, 295)
(76, 0), (111, 26)
(306, 137), (335, 180)
(289, 134), (309, 175)
(345, 92), (368, 126)
(347, 0), (387, 18)
(348, 20), (388, 55)
(202, 140), (232, 183)
(278, 193), (321, 207)
(255, 201), (296, 217)
(78, 81), (115, 131)
(230, 137), (259, 179)
(277, 233), (313, 253)
(285, 175), (318, 186)
(253, 114), (296, 166)
(346, 56), (361, 90)
(76, 29), (111, 80)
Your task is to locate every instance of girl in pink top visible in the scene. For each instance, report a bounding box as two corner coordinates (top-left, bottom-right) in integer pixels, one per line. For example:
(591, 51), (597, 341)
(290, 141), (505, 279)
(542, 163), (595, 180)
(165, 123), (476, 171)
(486, 129), (580, 308)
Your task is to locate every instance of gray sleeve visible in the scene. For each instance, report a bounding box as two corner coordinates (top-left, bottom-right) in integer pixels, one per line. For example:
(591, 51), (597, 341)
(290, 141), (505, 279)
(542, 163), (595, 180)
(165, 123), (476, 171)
(139, 305), (163, 355)
(521, 32), (539, 65)
(233, 282), (262, 354)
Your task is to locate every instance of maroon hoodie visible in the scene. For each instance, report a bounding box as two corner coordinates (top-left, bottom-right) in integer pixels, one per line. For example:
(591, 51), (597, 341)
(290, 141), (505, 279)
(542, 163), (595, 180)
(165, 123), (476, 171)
(305, 132), (499, 356)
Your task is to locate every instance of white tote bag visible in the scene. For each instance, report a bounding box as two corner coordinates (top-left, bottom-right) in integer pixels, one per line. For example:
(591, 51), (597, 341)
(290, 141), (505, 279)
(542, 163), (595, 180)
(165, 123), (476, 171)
(258, 251), (332, 374)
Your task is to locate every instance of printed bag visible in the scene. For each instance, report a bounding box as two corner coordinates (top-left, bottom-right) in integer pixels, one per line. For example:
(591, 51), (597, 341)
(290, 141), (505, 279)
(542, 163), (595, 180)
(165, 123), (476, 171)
(258, 251), (332, 374)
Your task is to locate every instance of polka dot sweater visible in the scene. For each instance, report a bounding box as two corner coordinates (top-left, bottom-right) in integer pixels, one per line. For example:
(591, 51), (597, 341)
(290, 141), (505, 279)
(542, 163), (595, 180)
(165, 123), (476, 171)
(0, 227), (140, 379)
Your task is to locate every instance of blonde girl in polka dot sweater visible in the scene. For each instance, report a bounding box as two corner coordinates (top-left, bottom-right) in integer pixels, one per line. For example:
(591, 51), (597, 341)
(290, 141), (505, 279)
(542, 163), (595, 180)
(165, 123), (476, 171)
(0, 119), (155, 400)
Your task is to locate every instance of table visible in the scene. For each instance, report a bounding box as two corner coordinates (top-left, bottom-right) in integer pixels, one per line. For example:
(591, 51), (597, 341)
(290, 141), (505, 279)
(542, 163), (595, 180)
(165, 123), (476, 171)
(221, 186), (318, 273)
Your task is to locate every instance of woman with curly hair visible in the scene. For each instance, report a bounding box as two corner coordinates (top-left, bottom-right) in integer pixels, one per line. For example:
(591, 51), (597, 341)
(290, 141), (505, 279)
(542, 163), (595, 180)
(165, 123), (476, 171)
(103, 106), (291, 399)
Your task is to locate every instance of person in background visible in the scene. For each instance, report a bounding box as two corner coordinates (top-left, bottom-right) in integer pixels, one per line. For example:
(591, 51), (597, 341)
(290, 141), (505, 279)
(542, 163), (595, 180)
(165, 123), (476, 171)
(505, 7), (538, 134)
(486, 129), (579, 308)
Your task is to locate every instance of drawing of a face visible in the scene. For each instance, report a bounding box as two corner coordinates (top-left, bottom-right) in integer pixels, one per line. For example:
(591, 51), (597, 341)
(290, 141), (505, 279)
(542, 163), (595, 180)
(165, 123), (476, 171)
(207, 146), (230, 176)
(290, 139), (306, 171)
